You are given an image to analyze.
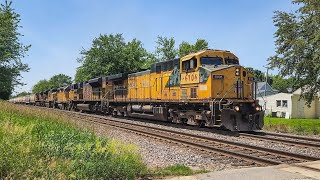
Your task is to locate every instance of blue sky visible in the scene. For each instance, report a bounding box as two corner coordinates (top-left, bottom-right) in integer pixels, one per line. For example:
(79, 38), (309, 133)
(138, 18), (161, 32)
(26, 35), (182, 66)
(9, 0), (296, 93)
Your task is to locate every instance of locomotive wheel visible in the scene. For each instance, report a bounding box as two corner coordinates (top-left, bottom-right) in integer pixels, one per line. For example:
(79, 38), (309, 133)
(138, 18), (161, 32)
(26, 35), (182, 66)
(172, 114), (182, 124)
(187, 115), (198, 126)
(198, 120), (205, 128)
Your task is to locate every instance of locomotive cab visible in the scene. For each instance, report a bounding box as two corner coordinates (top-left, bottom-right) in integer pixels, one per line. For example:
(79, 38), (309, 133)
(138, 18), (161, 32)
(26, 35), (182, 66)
(181, 50), (239, 72)
(179, 49), (264, 131)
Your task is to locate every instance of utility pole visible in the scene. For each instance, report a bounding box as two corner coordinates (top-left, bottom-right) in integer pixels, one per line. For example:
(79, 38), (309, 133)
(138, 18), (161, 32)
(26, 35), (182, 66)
(264, 68), (268, 97)
(264, 66), (269, 110)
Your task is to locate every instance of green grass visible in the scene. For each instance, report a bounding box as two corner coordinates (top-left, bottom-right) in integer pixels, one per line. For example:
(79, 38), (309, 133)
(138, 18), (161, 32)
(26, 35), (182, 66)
(0, 101), (209, 179)
(0, 101), (146, 179)
(264, 117), (320, 136)
(151, 164), (208, 177)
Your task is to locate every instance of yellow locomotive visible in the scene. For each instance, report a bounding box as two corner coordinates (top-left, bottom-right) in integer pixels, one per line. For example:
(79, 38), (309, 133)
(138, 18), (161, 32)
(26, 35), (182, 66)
(10, 49), (264, 131)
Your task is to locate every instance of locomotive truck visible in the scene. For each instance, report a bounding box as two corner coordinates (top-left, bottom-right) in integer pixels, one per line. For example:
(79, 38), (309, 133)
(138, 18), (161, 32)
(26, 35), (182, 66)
(10, 49), (264, 131)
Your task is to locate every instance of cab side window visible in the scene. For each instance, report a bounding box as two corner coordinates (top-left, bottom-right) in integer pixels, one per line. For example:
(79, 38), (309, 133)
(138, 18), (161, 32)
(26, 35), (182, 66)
(190, 59), (197, 69)
(182, 58), (197, 72)
(156, 65), (161, 73)
(182, 61), (189, 71)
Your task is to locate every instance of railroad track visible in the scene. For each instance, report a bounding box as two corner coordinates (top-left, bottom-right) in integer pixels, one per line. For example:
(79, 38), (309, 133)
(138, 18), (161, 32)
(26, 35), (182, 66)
(63, 111), (319, 166)
(240, 132), (320, 149)
(23, 105), (320, 167)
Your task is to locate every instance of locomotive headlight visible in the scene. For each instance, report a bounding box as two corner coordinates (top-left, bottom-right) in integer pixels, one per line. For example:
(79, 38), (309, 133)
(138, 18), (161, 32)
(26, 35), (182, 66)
(234, 106), (240, 111)
(255, 106), (262, 111)
(235, 68), (240, 76)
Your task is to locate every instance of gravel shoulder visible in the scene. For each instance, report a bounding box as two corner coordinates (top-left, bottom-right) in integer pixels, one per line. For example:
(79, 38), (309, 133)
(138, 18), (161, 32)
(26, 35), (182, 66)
(107, 116), (320, 158)
(68, 116), (250, 171)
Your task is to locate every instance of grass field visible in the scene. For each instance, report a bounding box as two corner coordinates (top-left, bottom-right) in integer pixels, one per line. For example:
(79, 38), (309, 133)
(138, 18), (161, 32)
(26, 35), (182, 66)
(264, 117), (320, 136)
(0, 101), (206, 179)
(0, 101), (147, 179)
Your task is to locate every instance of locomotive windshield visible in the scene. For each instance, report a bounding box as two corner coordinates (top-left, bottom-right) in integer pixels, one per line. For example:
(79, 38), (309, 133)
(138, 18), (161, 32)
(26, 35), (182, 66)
(200, 57), (223, 66)
(225, 58), (239, 65)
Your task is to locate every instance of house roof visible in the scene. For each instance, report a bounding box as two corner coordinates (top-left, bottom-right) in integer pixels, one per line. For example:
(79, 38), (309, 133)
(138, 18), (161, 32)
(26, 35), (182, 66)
(261, 92), (293, 98)
(258, 88), (312, 99)
(255, 82), (279, 98)
(257, 82), (278, 92)
(293, 88), (320, 97)
(293, 88), (301, 95)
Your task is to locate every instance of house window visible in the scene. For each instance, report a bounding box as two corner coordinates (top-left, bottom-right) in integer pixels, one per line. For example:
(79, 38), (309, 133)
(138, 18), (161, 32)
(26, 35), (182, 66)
(282, 100), (288, 107)
(276, 100), (281, 107)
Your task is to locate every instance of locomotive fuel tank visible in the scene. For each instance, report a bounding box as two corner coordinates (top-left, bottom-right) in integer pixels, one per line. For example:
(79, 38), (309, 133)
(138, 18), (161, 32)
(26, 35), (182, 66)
(128, 104), (168, 121)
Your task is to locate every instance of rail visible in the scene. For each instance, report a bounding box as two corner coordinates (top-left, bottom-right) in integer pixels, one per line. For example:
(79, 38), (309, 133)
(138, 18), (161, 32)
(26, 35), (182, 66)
(68, 111), (320, 165)
(240, 131), (320, 148)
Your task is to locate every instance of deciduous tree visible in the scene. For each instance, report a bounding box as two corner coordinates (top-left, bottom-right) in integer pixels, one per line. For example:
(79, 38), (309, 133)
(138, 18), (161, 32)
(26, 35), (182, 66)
(272, 75), (296, 93)
(178, 41), (193, 58)
(179, 39), (209, 57)
(0, 1), (30, 99)
(32, 79), (51, 93)
(32, 74), (72, 93)
(75, 34), (152, 82)
(155, 36), (177, 61)
(246, 67), (273, 85)
(11, 91), (31, 98)
(268, 0), (320, 105)
(49, 74), (72, 88)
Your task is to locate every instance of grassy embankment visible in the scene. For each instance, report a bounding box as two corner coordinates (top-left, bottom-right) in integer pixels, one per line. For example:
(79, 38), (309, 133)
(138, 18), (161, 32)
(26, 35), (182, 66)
(264, 117), (320, 136)
(0, 101), (205, 179)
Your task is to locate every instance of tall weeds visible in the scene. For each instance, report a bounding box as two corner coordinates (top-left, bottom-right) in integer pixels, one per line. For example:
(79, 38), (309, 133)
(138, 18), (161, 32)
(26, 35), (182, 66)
(0, 101), (146, 179)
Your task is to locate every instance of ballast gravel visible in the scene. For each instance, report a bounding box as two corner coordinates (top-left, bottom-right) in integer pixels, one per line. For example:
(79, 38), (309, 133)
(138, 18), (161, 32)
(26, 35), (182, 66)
(65, 112), (320, 171)
(68, 116), (252, 171)
(105, 116), (320, 159)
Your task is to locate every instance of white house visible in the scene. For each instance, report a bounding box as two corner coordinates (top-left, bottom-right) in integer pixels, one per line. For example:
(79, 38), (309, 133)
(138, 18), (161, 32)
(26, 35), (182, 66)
(257, 88), (320, 119)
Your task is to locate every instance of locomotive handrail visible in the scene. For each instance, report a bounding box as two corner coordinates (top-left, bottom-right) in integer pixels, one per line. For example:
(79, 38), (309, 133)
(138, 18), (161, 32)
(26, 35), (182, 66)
(102, 90), (111, 100)
(218, 81), (237, 111)
(245, 81), (254, 100)
(102, 88), (128, 101)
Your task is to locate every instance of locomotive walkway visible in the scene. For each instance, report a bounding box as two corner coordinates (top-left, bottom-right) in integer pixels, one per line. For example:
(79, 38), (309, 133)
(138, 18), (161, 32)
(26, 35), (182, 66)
(167, 160), (320, 180)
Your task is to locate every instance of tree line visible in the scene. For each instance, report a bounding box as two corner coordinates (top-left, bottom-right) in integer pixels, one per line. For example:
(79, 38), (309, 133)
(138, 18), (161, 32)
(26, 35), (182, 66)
(29, 35), (209, 93)
(2, 0), (319, 106)
(74, 35), (209, 83)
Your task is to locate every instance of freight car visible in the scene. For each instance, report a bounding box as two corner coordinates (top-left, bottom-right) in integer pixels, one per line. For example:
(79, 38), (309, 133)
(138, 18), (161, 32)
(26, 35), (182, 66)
(10, 49), (264, 131)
